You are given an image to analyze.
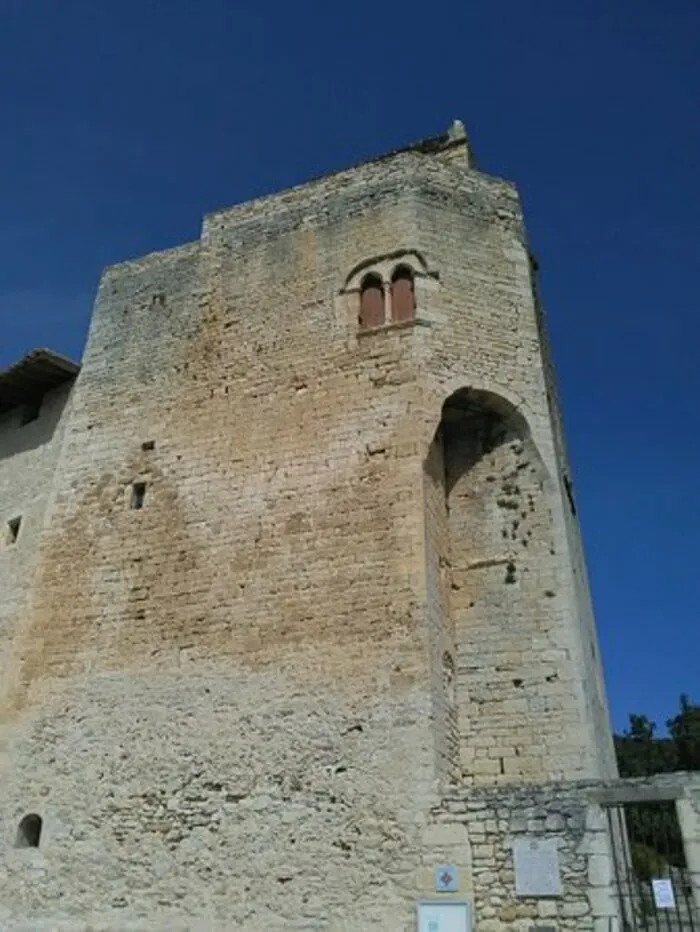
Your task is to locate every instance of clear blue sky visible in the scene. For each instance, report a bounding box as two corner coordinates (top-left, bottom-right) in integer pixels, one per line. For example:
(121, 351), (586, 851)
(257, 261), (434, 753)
(1, 1), (698, 733)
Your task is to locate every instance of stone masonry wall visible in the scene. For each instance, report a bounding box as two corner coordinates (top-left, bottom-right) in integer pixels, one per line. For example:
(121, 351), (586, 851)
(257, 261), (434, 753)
(0, 383), (73, 729)
(409, 168), (615, 783)
(1, 133), (617, 928)
(441, 406), (568, 784)
(423, 428), (458, 784)
(427, 779), (616, 932)
(424, 774), (700, 932)
(2, 163), (434, 930)
(530, 266), (617, 777)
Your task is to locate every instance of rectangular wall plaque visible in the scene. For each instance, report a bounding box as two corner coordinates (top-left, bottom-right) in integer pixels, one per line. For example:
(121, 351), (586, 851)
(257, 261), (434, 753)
(513, 838), (562, 897)
(652, 878), (676, 909)
(416, 900), (471, 932)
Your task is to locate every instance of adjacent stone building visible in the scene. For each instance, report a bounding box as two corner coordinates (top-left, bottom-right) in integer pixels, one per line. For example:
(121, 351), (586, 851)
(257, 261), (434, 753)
(1, 122), (697, 930)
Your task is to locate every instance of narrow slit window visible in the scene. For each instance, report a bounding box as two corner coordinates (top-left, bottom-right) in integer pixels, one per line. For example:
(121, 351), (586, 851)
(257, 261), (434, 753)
(442, 652), (456, 706)
(131, 482), (147, 510)
(7, 516), (21, 544)
(15, 813), (42, 848)
(563, 475), (577, 516)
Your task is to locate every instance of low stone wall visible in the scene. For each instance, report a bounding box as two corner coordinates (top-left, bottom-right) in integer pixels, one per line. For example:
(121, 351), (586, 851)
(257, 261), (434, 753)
(426, 774), (700, 932)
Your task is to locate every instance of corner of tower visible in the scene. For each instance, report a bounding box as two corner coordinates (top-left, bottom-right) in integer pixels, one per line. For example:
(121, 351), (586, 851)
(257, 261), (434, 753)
(404, 118), (476, 170)
(444, 118), (474, 167)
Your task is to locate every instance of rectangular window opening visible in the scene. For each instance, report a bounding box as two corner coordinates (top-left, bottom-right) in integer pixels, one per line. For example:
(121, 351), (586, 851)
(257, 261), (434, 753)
(8, 516), (22, 544)
(131, 482), (147, 510)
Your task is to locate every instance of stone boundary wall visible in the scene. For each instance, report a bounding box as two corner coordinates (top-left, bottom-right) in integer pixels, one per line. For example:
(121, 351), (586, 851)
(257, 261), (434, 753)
(427, 773), (700, 932)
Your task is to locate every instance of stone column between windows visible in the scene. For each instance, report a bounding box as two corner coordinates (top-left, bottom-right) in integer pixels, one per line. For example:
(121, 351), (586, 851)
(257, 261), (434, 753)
(384, 275), (393, 324)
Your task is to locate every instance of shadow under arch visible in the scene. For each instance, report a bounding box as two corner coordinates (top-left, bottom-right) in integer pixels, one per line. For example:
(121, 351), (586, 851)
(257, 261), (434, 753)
(436, 387), (532, 492)
(440, 386), (529, 431)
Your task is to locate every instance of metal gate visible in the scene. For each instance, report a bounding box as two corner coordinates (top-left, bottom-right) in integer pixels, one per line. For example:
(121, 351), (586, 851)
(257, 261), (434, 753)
(605, 800), (698, 930)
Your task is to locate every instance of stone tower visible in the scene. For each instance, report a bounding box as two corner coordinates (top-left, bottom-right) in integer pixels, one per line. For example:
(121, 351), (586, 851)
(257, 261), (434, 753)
(0, 123), (617, 929)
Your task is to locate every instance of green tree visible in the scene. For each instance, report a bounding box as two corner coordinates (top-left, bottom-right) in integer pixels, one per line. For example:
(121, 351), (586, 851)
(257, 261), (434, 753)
(613, 695), (698, 876)
(667, 694), (700, 771)
(614, 713), (678, 778)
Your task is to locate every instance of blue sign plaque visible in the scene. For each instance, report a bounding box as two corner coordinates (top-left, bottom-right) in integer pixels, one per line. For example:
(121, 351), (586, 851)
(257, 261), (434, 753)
(434, 864), (458, 893)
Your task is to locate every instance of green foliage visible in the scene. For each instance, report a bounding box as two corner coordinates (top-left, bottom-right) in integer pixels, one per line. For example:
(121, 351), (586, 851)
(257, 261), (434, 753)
(630, 840), (668, 881)
(614, 695), (699, 779)
(667, 694), (700, 772)
(613, 695), (698, 877)
(626, 801), (684, 871)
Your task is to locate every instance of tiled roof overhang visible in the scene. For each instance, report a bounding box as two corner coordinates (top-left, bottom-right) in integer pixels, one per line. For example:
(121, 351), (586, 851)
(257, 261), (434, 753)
(0, 348), (79, 415)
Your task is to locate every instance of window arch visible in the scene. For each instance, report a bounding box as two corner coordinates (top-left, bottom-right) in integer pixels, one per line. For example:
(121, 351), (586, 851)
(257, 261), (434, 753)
(359, 273), (385, 330)
(390, 265), (416, 323)
(15, 813), (42, 848)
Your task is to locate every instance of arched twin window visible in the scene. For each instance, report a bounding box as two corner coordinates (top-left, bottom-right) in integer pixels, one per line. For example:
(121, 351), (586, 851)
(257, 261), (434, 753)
(359, 264), (416, 330)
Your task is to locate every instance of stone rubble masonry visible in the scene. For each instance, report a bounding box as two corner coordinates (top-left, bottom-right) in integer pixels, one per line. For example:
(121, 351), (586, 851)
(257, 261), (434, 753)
(0, 124), (620, 928)
(428, 773), (700, 932)
(0, 384), (74, 697)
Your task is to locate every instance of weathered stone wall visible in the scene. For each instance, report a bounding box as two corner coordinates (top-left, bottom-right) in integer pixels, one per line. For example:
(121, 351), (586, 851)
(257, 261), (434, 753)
(1, 162), (434, 930)
(530, 267), (617, 777)
(427, 774), (700, 932)
(409, 166), (615, 784)
(0, 130), (616, 928)
(440, 400), (567, 784)
(0, 384), (73, 724)
(428, 780), (612, 931)
(423, 428), (458, 783)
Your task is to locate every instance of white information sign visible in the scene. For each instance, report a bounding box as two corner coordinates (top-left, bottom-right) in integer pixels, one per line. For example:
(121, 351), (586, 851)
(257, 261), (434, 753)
(416, 900), (471, 932)
(513, 838), (562, 897)
(652, 878), (676, 909)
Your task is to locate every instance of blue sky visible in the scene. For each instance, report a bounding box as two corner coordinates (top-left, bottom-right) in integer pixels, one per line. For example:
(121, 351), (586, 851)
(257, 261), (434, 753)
(1, 1), (698, 732)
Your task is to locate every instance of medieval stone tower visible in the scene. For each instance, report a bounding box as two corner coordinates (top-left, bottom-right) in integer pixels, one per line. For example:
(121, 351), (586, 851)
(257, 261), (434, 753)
(0, 123), (619, 930)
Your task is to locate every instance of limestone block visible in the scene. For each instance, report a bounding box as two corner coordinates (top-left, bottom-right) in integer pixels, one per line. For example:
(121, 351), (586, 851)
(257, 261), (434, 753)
(588, 853), (613, 887)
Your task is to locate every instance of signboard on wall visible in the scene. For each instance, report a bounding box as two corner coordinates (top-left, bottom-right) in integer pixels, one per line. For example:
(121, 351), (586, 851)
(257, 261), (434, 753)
(652, 878), (676, 909)
(416, 900), (471, 932)
(513, 838), (562, 897)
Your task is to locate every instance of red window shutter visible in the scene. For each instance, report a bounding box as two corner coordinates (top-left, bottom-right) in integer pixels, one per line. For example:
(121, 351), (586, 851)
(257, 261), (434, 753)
(359, 278), (385, 329)
(391, 269), (415, 323)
